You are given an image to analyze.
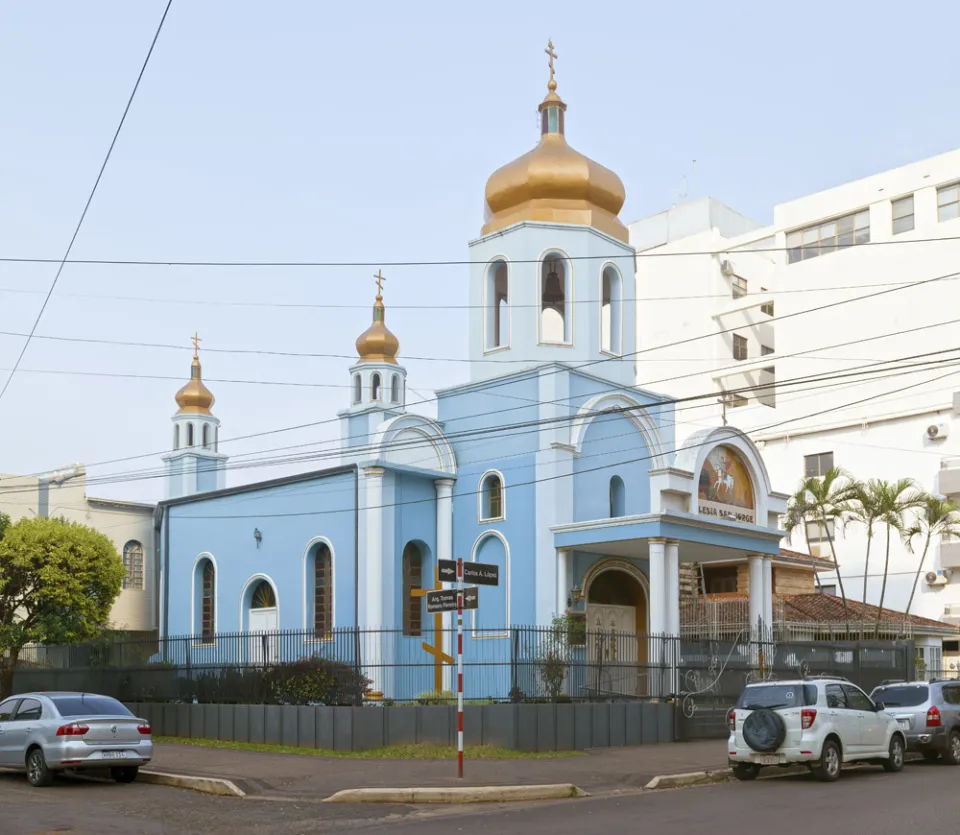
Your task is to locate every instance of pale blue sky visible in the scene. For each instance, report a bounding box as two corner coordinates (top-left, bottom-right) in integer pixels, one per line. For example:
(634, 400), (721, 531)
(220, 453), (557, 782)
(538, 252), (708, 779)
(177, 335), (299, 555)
(1, 0), (958, 503)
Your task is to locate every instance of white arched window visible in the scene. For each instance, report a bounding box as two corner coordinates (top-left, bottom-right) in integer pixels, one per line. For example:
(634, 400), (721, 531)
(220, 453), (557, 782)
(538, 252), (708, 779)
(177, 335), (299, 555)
(609, 475), (625, 517)
(122, 540), (144, 590)
(479, 471), (505, 521)
(484, 259), (509, 350)
(391, 374), (400, 403)
(540, 253), (571, 344)
(353, 374), (362, 404)
(202, 424), (210, 449)
(371, 373), (381, 401)
(601, 265), (623, 355)
(186, 423), (195, 447)
(214, 426), (219, 452)
(173, 425), (180, 450)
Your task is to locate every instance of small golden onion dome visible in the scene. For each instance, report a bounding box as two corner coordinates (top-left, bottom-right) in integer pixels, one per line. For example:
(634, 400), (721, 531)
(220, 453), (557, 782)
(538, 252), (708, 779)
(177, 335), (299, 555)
(355, 288), (400, 365)
(175, 341), (215, 415)
(482, 43), (628, 243)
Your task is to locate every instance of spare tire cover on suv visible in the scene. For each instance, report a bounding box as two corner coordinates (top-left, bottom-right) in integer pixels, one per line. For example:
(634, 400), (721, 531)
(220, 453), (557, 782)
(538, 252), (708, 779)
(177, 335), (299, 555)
(742, 708), (787, 752)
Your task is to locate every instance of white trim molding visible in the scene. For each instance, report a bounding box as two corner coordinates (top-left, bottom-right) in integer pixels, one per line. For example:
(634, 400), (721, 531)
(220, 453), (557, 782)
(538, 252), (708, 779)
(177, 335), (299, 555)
(569, 392), (668, 469)
(469, 530), (510, 639)
(190, 552), (218, 642)
(373, 414), (457, 475)
(238, 573), (281, 665)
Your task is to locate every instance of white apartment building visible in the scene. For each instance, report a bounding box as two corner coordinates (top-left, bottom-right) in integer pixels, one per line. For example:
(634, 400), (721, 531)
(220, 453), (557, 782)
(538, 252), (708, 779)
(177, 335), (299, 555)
(630, 148), (960, 631)
(0, 465), (157, 633)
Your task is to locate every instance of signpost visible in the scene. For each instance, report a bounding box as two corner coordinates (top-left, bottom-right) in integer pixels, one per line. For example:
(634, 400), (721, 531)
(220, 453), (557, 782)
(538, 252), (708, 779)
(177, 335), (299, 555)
(432, 558), (500, 779)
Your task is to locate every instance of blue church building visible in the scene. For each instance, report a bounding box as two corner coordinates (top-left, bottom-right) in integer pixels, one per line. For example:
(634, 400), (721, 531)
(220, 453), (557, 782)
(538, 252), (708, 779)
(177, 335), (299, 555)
(155, 58), (788, 700)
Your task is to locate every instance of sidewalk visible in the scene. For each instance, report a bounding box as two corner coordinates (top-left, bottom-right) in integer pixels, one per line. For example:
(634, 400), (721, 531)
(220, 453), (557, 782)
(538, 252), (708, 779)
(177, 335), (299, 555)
(147, 740), (729, 799)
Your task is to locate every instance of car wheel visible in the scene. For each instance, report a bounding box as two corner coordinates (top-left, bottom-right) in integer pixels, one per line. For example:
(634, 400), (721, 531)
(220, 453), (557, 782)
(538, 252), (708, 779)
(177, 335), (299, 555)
(883, 735), (905, 773)
(943, 731), (960, 766)
(811, 739), (842, 782)
(110, 766), (140, 784)
(732, 763), (761, 781)
(25, 748), (54, 788)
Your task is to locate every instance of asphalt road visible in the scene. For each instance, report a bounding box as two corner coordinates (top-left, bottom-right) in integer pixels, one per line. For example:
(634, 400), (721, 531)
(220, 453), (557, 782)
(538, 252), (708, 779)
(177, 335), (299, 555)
(2, 760), (957, 835)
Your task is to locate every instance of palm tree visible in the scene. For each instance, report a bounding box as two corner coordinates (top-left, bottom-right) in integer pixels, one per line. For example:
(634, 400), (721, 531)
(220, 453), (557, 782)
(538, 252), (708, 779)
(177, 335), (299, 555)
(901, 496), (960, 636)
(784, 468), (858, 637)
(870, 479), (925, 637)
(849, 481), (881, 638)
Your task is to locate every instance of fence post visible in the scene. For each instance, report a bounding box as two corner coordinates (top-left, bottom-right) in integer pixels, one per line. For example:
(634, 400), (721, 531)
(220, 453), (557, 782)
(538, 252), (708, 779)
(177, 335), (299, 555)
(510, 628), (518, 698)
(185, 638), (192, 680)
(353, 627), (362, 705)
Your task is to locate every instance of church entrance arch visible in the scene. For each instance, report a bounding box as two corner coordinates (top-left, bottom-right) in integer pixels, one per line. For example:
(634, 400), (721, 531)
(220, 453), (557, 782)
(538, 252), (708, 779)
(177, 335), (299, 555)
(583, 560), (649, 697)
(244, 577), (279, 665)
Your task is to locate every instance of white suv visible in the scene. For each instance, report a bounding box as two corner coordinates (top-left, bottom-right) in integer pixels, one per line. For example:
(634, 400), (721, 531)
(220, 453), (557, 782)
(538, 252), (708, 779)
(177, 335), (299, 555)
(727, 676), (906, 782)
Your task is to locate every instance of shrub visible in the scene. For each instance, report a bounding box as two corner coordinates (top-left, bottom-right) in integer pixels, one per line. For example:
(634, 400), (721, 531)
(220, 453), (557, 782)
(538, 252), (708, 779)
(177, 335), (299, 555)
(264, 657), (371, 706)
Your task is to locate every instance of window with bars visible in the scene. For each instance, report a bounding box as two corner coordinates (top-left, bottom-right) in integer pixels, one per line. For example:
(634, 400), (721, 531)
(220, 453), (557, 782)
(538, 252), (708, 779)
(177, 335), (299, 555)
(761, 301), (775, 316)
(122, 541), (144, 590)
(402, 543), (423, 637)
(733, 334), (748, 361)
(313, 544), (332, 638)
(786, 209), (870, 263)
(892, 195), (915, 234)
(201, 561), (215, 642)
(938, 183), (960, 223)
(804, 451), (834, 478)
(761, 344), (775, 356)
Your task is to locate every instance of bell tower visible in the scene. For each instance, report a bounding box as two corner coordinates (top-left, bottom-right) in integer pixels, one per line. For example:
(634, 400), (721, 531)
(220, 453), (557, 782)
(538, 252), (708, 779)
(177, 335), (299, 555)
(161, 334), (228, 498)
(467, 41), (637, 385)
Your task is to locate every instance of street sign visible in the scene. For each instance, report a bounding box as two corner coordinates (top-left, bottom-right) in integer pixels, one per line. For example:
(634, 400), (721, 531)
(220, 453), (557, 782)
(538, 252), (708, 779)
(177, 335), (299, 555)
(426, 587), (479, 612)
(438, 559), (457, 582)
(463, 562), (499, 586)
(426, 589), (458, 613)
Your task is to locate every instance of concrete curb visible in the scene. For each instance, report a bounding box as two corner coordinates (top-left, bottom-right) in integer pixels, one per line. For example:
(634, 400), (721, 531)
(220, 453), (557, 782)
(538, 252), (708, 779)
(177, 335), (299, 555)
(139, 770), (246, 798)
(644, 769), (731, 790)
(323, 784), (588, 804)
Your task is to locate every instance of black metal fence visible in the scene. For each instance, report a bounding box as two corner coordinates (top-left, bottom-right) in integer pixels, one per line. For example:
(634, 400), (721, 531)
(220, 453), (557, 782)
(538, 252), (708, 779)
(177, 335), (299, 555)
(12, 626), (916, 741)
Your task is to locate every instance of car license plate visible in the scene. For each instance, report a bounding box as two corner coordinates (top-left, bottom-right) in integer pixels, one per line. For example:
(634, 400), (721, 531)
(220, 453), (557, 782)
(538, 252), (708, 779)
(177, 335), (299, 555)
(101, 751), (126, 760)
(757, 755), (779, 765)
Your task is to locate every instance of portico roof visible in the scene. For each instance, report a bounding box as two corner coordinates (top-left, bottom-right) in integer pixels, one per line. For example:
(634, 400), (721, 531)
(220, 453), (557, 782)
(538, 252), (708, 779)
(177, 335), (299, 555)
(550, 509), (783, 560)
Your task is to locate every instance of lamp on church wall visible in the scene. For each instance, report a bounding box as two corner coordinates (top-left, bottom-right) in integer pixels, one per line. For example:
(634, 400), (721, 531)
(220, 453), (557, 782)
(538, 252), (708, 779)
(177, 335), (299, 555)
(567, 582), (583, 608)
(253, 528), (262, 549)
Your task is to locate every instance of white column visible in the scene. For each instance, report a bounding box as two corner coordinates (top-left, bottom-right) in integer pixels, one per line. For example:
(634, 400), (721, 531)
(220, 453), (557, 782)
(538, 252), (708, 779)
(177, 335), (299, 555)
(762, 556), (774, 636)
(435, 478), (455, 692)
(665, 540), (680, 638)
(556, 548), (571, 616)
(363, 467), (385, 631)
(648, 539), (666, 637)
(748, 554), (764, 638)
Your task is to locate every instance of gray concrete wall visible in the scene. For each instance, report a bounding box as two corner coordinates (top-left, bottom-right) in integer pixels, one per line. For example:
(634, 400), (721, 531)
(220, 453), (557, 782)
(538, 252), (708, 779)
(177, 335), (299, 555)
(126, 701), (676, 752)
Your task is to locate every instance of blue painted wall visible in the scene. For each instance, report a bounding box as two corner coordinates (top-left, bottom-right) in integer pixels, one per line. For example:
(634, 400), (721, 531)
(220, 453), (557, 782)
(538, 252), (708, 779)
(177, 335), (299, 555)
(163, 469), (357, 639)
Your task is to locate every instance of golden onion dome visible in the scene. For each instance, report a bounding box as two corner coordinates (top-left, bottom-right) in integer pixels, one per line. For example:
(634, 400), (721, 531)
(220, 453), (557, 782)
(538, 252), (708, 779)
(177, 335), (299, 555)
(482, 42), (628, 243)
(355, 273), (400, 364)
(175, 337), (215, 415)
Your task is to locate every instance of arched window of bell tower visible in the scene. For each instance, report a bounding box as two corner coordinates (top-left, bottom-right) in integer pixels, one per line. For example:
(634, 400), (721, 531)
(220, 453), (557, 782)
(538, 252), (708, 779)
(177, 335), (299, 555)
(186, 423), (195, 447)
(371, 373), (382, 401)
(601, 264), (623, 355)
(352, 374), (362, 404)
(173, 424), (180, 450)
(484, 259), (509, 351)
(202, 424), (210, 449)
(540, 252), (571, 344)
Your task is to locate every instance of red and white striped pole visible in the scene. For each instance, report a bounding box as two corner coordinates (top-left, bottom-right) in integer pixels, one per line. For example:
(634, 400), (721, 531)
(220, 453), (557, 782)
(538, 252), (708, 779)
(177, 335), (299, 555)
(456, 557), (464, 779)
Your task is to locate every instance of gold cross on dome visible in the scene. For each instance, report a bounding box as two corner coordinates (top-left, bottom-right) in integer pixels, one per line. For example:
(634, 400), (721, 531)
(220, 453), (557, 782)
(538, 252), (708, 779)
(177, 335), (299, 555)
(374, 269), (386, 296)
(545, 39), (558, 83)
(191, 332), (202, 358)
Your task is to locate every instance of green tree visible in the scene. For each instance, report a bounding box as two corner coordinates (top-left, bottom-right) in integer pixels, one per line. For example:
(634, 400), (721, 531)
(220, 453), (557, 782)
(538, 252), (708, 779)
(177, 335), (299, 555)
(870, 479), (924, 637)
(0, 512), (10, 542)
(0, 516), (124, 698)
(849, 481), (882, 637)
(784, 468), (859, 637)
(901, 496), (960, 636)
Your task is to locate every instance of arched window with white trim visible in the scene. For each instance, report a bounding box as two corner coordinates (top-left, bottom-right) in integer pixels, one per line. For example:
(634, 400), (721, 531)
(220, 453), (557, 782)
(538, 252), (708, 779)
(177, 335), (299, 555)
(186, 423), (195, 447)
(353, 374), (362, 404)
(391, 374), (400, 403)
(197, 558), (215, 643)
(480, 472), (505, 521)
(484, 259), (509, 350)
(371, 373), (382, 401)
(601, 265), (622, 355)
(202, 424), (210, 449)
(540, 253), (571, 343)
(122, 540), (144, 590)
(311, 543), (332, 638)
(173, 425), (180, 450)
(402, 542), (423, 637)
(609, 476), (625, 518)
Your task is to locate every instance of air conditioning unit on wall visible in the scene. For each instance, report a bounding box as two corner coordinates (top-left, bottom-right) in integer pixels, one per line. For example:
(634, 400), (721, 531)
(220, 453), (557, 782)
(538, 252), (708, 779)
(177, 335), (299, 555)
(927, 423), (949, 440)
(926, 570), (949, 586)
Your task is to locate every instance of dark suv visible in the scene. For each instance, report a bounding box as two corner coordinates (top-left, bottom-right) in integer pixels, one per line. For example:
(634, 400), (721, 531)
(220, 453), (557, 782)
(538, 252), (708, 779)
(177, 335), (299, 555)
(869, 680), (960, 764)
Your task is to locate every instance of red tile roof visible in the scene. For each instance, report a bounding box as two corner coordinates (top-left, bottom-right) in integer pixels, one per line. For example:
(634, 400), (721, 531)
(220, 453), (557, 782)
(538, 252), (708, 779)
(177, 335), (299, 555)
(780, 594), (954, 632)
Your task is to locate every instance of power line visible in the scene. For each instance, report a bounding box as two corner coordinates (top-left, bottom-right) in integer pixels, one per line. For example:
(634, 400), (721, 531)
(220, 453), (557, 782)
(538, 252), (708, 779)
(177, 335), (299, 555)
(3, 232), (960, 268)
(2, 275), (958, 310)
(4, 350), (956, 500)
(0, 0), (174, 407)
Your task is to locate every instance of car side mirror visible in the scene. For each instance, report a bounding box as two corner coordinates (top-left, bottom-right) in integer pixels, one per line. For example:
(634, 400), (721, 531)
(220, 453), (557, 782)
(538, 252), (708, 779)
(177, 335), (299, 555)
(874, 701), (885, 711)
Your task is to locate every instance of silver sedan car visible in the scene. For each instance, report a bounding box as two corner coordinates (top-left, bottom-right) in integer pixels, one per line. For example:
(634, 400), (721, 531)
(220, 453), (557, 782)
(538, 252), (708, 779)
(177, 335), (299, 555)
(0, 691), (153, 787)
